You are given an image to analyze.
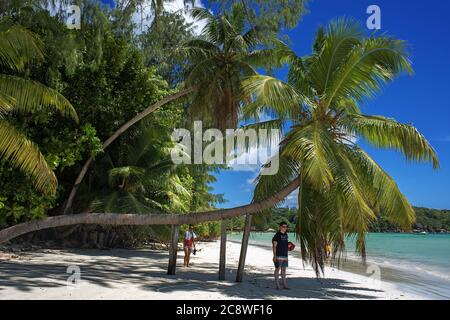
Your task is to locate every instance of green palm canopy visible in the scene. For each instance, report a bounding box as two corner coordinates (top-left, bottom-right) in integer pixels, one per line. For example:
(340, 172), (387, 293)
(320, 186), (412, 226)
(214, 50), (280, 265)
(243, 18), (439, 275)
(176, 5), (280, 130)
(90, 123), (192, 214)
(0, 26), (78, 195)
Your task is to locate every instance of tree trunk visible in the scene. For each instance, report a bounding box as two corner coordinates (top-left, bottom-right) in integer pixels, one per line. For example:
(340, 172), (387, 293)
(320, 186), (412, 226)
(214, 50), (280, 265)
(0, 178), (299, 244)
(218, 219), (228, 280)
(236, 214), (252, 282)
(63, 88), (194, 214)
(167, 224), (179, 275)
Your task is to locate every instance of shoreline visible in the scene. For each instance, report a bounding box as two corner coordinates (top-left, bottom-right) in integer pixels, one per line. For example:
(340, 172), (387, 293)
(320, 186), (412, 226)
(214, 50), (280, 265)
(0, 240), (427, 300)
(228, 232), (450, 300)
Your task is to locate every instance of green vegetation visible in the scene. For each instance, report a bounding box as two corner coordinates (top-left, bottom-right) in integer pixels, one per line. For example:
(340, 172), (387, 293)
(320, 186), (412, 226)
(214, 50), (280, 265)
(0, 1), (224, 245)
(250, 207), (450, 233)
(0, 25), (78, 195)
(0, 0), (442, 275)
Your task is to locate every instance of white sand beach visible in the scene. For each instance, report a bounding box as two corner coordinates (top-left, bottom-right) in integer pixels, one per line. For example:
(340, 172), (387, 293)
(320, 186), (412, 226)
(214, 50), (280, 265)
(0, 241), (426, 300)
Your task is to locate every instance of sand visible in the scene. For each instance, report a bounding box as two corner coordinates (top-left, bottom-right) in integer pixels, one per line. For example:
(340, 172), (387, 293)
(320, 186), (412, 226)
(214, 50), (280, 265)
(0, 240), (426, 300)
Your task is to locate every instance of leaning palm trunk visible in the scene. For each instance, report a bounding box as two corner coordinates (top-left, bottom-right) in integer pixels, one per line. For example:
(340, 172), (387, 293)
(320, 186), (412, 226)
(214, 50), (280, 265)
(62, 88), (194, 214)
(0, 178), (299, 244)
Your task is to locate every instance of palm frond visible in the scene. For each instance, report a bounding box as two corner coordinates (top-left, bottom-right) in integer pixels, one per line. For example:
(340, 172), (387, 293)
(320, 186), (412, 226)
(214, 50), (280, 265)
(108, 166), (146, 190)
(346, 146), (416, 229)
(0, 120), (57, 195)
(325, 36), (412, 107)
(0, 75), (78, 122)
(241, 75), (307, 119)
(309, 18), (364, 94)
(252, 153), (300, 203)
(343, 114), (439, 168)
(0, 25), (44, 72)
(282, 122), (337, 189)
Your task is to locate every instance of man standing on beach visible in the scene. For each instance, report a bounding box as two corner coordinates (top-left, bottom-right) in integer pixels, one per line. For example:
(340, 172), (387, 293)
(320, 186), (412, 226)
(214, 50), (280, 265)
(272, 222), (290, 289)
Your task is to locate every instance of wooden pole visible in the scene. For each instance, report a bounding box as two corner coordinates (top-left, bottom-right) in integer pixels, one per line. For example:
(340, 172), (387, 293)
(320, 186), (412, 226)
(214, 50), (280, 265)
(167, 224), (179, 275)
(218, 219), (228, 280)
(236, 214), (252, 282)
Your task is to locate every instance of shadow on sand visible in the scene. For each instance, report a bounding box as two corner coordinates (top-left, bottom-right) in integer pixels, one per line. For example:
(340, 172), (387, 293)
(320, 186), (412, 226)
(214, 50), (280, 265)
(0, 248), (383, 299)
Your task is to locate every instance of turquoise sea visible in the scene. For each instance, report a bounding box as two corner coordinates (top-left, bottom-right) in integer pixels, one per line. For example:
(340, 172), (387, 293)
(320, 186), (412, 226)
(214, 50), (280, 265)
(228, 232), (450, 299)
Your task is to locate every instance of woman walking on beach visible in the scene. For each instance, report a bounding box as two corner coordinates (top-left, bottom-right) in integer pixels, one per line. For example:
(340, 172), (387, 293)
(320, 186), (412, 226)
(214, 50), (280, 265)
(272, 222), (290, 289)
(183, 225), (197, 267)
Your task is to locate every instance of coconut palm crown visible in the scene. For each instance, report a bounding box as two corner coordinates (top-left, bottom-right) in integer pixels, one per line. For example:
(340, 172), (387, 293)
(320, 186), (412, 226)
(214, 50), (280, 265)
(242, 18), (439, 275)
(176, 5), (280, 130)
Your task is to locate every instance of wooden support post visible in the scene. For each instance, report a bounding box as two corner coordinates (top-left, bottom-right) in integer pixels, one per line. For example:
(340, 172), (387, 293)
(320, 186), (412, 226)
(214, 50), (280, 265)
(167, 224), (179, 275)
(236, 214), (252, 282)
(218, 219), (228, 280)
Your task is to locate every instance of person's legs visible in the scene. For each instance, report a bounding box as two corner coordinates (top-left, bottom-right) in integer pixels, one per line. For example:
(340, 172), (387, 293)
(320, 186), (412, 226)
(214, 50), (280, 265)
(281, 267), (289, 289)
(184, 247), (189, 267)
(186, 247), (191, 267)
(274, 266), (281, 289)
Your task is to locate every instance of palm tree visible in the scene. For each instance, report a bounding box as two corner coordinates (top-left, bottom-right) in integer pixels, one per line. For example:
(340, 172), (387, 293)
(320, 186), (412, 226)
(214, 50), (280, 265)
(0, 17), (438, 284)
(90, 123), (192, 214)
(62, 3), (278, 238)
(242, 18), (439, 275)
(87, 123), (192, 249)
(0, 26), (78, 195)
(177, 5), (277, 130)
(62, 2), (275, 214)
(177, 4), (282, 277)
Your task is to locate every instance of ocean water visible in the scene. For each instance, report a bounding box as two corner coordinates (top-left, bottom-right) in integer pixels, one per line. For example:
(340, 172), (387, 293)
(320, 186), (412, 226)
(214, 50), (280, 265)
(228, 232), (450, 299)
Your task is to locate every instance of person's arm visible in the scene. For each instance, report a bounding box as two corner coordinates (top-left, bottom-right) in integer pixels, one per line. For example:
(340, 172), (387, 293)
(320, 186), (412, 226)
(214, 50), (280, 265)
(272, 241), (277, 262)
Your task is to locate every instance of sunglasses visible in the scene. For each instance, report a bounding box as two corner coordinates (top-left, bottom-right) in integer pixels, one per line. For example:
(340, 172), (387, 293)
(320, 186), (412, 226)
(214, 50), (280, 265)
(281, 225), (288, 228)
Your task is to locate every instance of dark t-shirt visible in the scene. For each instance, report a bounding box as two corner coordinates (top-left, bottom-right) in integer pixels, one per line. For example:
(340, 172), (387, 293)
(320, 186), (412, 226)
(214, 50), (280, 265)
(272, 232), (289, 257)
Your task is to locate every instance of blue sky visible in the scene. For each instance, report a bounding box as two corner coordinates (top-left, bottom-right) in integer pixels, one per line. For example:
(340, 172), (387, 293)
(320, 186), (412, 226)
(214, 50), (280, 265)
(212, 0), (450, 210)
(99, 0), (450, 209)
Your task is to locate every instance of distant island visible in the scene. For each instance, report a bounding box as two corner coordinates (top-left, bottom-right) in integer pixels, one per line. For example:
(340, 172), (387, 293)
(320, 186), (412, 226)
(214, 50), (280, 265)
(238, 207), (450, 234)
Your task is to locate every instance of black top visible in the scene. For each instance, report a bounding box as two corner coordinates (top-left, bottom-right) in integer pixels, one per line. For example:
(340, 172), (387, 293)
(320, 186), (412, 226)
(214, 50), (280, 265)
(272, 232), (289, 257)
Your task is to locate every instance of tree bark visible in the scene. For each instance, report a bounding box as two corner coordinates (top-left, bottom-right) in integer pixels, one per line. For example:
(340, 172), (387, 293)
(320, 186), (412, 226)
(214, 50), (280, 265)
(0, 178), (299, 244)
(63, 87), (194, 214)
(167, 224), (179, 275)
(236, 214), (252, 282)
(218, 219), (228, 280)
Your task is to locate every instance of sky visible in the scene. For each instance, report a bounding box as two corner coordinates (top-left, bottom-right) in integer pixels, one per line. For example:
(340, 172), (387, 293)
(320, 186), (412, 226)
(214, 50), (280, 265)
(211, 0), (450, 210)
(98, 0), (450, 209)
